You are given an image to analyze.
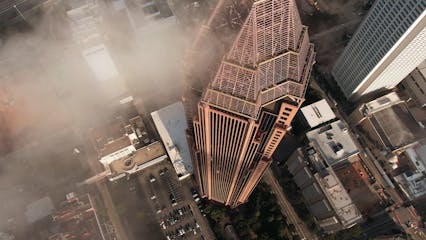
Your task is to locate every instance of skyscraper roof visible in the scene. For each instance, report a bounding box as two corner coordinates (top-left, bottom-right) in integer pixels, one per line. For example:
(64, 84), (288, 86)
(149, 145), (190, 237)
(201, 0), (315, 118)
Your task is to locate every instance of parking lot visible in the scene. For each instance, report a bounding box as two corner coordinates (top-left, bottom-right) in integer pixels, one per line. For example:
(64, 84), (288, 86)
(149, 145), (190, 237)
(108, 175), (165, 240)
(137, 160), (215, 240)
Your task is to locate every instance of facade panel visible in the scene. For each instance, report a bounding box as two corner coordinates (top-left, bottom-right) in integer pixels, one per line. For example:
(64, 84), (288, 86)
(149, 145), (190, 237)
(332, 0), (426, 99)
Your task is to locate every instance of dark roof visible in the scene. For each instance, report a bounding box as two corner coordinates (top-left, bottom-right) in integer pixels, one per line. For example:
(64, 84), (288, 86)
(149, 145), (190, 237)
(100, 136), (132, 157)
(371, 103), (426, 150)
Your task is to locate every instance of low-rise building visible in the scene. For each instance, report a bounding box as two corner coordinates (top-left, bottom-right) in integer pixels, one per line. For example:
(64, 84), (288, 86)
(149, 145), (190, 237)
(287, 147), (363, 232)
(350, 92), (426, 202)
(393, 142), (426, 200)
(300, 99), (336, 129)
(286, 120), (367, 232)
(306, 120), (359, 168)
(151, 102), (193, 180)
(90, 99), (167, 181)
(350, 92), (425, 154)
(48, 193), (107, 240)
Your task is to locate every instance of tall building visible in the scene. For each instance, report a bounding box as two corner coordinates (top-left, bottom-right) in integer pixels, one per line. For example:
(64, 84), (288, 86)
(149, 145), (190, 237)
(184, 0), (315, 207)
(332, 1), (426, 99)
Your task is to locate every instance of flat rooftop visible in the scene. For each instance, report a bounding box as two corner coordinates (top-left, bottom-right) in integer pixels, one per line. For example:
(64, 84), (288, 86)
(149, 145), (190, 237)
(151, 101), (193, 179)
(51, 193), (105, 240)
(363, 92), (402, 114)
(301, 99), (336, 128)
(306, 120), (359, 167)
(316, 171), (362, 226)
(100, 136), (132, 158)
(109, 141), (167, 176)
(370, 103), (425, 151)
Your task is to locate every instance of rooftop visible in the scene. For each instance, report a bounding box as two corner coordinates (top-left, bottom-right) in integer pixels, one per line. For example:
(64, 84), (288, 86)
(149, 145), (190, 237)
(362, 92), (402, 115)
(394, 142), (426, 199)
(316, 171), (362, 226)
(91, 114), (151, 160)
(151, 101), (193, 179)
(301, 99), (336, 128)
(306, 120), (359, 167)
(109, 141), (167, 178)
(82, 44), (120, 82)
(50, 193), (105, 240)
(100, 136), (133, 158)
(370, 102), (425, 151)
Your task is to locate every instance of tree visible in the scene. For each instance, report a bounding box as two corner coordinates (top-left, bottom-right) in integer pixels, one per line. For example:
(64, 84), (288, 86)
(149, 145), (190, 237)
(259, 233), (272, 240)
(288, 224), (296, 233)
(267, 215), (275, 222)
(278, 226), (289, 238)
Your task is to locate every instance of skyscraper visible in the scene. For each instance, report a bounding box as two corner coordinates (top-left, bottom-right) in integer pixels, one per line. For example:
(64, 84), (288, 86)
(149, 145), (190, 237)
(183, 0), (315, 207)
(332, 0), (426, 99)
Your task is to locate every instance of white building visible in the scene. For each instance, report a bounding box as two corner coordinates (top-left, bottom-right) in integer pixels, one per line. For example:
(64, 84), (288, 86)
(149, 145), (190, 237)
(151, 102), (193, 180)
(332, 1), (426, 99)
(300, 99), (336, 128)
(401, 59), (426, 107)
(306, 120), (360, 167)
(394, 142), (426, 200)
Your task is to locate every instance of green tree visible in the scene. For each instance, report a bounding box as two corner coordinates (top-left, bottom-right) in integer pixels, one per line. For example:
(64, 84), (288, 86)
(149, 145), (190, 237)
(278, 225), (289, 238)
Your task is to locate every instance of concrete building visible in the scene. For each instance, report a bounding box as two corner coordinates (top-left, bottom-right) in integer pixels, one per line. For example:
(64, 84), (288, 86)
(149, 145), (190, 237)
(393, 142), (426, 200)
(151, 102), (193, 180)
(183, 0), (315, 207)
(332, 1), (426, 99)
(400, 60), (426, 108)
(287, 148), (363, 232)
(306, 120), (359, 168)
(90, 99), (167, 181)
(350, 92), (425, 154)
(300, 99), (336, 128)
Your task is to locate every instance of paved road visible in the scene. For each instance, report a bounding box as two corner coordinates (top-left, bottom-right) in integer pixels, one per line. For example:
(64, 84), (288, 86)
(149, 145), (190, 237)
(263, 168), (317, 240)
(96, 182), (131, 240)
(84, 143), (130, 240)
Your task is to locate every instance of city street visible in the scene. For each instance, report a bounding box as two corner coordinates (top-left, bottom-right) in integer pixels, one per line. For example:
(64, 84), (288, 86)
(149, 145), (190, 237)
(263, 168), (317, 240)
